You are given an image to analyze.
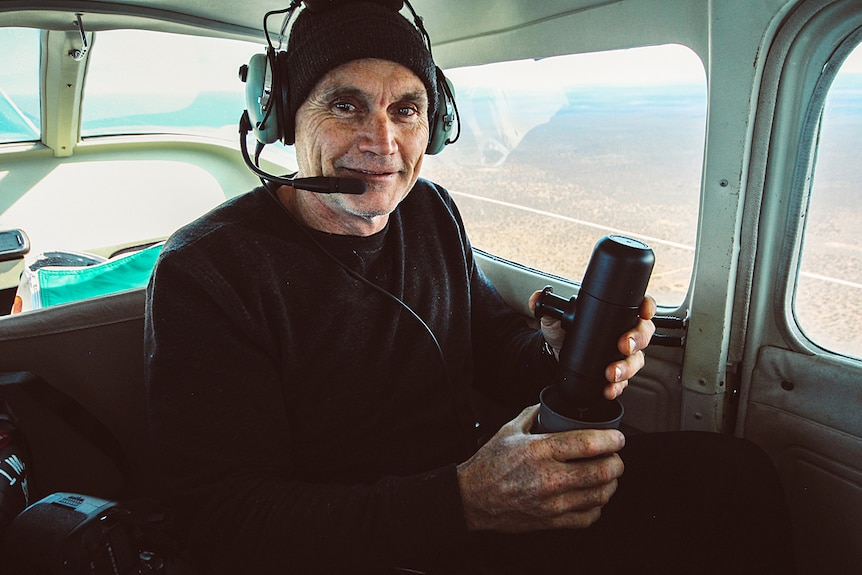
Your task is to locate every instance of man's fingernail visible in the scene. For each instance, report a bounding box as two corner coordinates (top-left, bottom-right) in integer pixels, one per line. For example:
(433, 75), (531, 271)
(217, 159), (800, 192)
(628, 337), (636, 355)
(614, 366), (623, 382)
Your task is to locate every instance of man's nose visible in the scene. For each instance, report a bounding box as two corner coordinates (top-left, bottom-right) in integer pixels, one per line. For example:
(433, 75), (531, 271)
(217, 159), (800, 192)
(358, 110), (398, 155)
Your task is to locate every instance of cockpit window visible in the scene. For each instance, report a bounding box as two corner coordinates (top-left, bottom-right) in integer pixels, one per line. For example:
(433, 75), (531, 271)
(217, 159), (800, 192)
(0, 28), (41, 144)
(81, 30), (260, 140)
(421, 45), (706, 307)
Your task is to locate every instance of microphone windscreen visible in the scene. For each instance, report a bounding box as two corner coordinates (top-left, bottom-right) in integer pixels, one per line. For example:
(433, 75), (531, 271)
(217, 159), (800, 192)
(290, 177), (367, 195)
(332, 178), (367, 195)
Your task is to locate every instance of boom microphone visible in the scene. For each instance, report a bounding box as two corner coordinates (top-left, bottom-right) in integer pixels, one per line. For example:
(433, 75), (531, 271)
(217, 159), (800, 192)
(239, 111), (367, 195)
(287, 176), (367, 195)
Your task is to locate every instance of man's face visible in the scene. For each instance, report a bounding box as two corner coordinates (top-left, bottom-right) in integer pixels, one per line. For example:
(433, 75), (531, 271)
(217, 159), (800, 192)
(293, 58), (430, 234)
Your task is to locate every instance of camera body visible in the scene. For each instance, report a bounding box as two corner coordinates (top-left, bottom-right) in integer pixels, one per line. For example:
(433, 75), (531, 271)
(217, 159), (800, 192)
(4, 492), (165, 574)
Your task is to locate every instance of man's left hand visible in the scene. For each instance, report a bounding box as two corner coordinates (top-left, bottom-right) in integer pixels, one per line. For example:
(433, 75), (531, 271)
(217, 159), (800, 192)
(528, 292), (657, 400)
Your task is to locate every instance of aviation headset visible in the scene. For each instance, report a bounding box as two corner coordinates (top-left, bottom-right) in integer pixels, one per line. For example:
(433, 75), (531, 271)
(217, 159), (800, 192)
(240, 0), (459, 160)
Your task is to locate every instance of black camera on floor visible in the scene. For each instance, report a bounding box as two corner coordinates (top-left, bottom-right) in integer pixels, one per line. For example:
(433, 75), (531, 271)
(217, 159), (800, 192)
(4, 492), (166, 574)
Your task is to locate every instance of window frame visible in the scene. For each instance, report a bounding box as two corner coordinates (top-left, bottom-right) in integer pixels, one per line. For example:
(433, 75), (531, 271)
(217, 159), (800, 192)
(750, 0), (862, 363)
(792, 31), (862, 359)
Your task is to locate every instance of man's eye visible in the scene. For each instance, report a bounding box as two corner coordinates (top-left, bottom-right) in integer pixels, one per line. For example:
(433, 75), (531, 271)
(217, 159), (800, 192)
(333, 101), (356, 113)
(396, 106), (419, 117)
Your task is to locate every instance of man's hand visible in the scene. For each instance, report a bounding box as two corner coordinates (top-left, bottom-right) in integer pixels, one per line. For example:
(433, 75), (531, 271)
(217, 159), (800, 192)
(456, 405), (625, 532)
(528, 292), (657, 400)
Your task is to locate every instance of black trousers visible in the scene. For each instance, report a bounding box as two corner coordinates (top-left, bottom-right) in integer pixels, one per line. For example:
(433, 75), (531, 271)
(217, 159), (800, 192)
(419, 432), (795, 575)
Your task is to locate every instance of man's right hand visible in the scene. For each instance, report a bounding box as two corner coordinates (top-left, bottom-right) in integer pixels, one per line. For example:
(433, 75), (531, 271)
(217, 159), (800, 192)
(456, 405), (625, 533)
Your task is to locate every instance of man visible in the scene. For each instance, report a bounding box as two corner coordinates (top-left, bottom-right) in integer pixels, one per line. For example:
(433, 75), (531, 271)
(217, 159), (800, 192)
(145, 2), (794, 574)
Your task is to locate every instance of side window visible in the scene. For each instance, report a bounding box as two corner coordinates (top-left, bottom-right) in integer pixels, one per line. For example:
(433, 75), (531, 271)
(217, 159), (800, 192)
(422, 45), (706, 306)
(795, 42), (862, 359)
(81, 30), (260, 139)
(0, 28), (41, 143)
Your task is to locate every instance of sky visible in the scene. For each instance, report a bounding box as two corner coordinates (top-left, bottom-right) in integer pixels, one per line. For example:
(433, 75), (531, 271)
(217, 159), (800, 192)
(844, 42), (862, 72)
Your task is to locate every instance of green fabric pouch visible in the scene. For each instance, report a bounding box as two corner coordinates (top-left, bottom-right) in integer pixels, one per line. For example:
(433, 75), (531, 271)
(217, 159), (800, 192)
(35, 243), (163, 308)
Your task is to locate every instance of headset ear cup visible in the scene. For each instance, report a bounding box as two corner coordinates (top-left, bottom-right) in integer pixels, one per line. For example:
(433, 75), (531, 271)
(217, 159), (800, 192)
(276, 50), (294, 145)
(426, 68), (457, 155)
(242, 50), (282, 145)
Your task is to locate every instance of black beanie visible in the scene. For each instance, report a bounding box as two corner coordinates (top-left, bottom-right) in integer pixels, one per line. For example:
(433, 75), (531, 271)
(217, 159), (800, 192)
(285, 2), (438, 140)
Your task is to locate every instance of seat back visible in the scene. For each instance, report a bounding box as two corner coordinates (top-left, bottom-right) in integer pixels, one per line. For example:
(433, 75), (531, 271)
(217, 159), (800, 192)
(0, 289), (154, 501)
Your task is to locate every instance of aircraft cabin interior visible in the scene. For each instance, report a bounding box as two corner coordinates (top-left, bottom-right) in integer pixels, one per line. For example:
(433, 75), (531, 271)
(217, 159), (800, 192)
(0, 0), (860, 573)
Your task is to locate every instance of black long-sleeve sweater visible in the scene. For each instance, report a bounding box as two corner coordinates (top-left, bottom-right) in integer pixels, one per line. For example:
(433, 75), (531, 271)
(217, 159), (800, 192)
(144, 180), (556, 573)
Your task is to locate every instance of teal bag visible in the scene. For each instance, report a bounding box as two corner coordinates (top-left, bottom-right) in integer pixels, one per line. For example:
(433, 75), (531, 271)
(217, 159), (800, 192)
(34, 243), (163, 308)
